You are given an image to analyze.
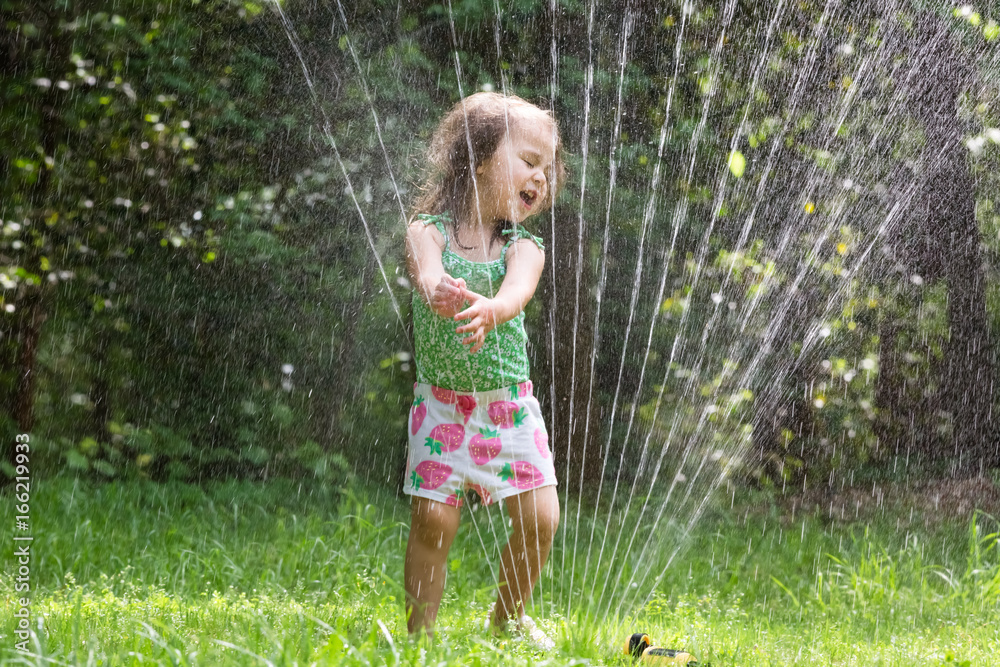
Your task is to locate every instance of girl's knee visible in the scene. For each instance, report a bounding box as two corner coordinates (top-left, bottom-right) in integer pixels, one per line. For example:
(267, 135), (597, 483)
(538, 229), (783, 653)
(534, 499), (559, 536)
(510, 487), (559, 542)
(410, 498), (460, 551)
(537, 505), (559, 543)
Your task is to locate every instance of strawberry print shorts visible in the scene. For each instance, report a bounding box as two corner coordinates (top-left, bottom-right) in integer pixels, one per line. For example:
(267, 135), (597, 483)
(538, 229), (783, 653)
(405, 380), (557, 507)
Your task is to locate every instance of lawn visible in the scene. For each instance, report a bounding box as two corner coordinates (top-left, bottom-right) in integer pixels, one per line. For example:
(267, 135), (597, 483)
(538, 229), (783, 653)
(1, 477), (998, 665)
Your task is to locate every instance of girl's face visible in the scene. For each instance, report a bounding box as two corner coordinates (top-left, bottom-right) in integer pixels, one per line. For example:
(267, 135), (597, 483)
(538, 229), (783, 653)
(474, 113), (557, 225)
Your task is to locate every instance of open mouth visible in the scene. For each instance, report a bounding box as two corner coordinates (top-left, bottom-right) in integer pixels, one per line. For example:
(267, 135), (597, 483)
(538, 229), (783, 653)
(520, 190), (538, 208)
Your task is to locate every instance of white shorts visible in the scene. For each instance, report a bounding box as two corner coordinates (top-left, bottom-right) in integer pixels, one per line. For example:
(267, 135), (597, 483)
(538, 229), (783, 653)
(404, 380), (557, 507)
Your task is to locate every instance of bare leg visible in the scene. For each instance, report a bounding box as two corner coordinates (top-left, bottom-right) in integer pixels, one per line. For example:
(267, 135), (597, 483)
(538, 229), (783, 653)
(405, 497), (460, 637)
(491, 485), (560, 626)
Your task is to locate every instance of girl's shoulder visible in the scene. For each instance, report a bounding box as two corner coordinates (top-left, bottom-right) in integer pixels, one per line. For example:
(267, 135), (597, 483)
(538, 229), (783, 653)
(501, 226), (545, 254)
(408, 212), (450, 246)
(412, 211), (454, 228)
(406, 220), (446, 261)
(412, 212), (452, 239)
(413, 211), (452, 225)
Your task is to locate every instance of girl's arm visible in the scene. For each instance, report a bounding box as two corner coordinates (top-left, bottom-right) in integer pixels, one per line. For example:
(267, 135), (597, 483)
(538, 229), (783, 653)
(455, 239), (545, 353)
(405, 220), (467, 318)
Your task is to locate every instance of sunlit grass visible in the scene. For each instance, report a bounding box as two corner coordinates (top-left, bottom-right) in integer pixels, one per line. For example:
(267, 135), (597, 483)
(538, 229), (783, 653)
(1, 477), (998, 665)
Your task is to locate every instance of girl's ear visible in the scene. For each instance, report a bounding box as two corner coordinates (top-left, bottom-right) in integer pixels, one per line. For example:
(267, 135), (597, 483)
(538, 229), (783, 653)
(475, 163), (485, 175)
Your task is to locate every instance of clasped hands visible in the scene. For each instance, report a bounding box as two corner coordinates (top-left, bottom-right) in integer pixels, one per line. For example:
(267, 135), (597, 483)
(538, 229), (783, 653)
(430, 275), (498, 354)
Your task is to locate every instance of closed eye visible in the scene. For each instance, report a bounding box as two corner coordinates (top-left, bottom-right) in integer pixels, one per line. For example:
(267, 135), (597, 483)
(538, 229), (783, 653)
(522, 158), (535, 167)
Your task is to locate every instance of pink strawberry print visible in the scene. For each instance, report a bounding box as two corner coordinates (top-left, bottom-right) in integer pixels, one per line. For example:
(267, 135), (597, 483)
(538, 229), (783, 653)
(469, 427), (503, 465)
(445, 489), (464, 507)
(455, 394), (477, 424)
(509, 381), (533, 399)
(410, 396), (427, 435)
(498, 461), (545, 490)
(424, 423), (465, 455)
(534, 428), (550, 459)
(488, 401), (527, 429)
(431, 385), (458, 404)
(466, 483), (493, 505)
(411, 461), (452, 491)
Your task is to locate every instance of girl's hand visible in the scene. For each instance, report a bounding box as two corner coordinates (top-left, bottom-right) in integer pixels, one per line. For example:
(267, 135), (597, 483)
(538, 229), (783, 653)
(454, 289), (499, 354)
(430, 275), (467, 318)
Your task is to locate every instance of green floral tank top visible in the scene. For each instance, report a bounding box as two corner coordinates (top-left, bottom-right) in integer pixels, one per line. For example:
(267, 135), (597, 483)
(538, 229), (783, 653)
(412, 212), (545, 392)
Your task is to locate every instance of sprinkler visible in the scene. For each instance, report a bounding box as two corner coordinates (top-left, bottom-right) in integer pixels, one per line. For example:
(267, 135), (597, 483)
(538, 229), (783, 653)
(625, 633), (700, 666)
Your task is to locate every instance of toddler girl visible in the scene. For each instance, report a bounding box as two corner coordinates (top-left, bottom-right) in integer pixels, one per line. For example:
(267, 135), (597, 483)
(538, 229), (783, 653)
(403, 91), (565, 648)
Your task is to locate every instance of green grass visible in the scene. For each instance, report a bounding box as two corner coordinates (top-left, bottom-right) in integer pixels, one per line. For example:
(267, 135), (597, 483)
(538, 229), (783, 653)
(1, 477), (999, 665)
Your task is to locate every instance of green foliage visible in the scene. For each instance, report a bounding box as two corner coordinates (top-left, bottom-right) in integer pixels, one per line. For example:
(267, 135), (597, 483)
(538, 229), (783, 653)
(1, 0), (421, 481)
